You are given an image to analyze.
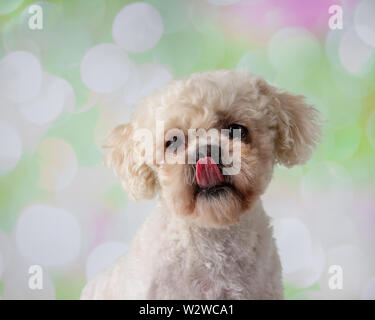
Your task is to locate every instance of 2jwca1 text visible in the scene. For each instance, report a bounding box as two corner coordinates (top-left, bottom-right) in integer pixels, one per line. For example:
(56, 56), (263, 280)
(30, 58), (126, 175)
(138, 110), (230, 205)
(139, 304), (234, 317)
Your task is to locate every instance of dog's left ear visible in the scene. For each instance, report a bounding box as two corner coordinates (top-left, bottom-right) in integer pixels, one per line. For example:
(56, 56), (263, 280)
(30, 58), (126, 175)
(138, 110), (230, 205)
(104, 123), (157, 200)
(271, 88), (322, 167)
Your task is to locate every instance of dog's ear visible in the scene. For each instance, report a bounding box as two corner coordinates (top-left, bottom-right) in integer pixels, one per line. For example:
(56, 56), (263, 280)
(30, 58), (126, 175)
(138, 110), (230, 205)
(271, 89), (321, 167)
(104, 124), (157, 200)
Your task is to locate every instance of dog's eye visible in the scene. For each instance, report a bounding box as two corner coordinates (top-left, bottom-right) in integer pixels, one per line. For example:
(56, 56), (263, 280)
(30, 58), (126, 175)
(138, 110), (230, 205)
(228, 124), (248, 140)
(166, 135), (182, 149)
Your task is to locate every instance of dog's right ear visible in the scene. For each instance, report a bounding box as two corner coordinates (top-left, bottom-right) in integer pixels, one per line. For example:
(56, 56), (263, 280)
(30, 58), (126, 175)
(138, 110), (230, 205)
(104, 124), (157, 200)
(250, 76), (321, 168)
(271, 90), (321, 168)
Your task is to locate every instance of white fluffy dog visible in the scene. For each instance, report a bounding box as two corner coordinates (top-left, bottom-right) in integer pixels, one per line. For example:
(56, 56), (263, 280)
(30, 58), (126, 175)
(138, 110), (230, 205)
(81, 70), (321, 300)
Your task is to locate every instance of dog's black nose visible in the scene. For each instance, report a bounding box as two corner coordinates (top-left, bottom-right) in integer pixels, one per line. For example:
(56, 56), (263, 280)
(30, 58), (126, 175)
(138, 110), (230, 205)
(196, 144), (221, 164)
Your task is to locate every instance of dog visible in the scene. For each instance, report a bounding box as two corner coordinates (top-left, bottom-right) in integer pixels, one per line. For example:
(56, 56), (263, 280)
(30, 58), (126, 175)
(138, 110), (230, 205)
(81, 70), (321, 299)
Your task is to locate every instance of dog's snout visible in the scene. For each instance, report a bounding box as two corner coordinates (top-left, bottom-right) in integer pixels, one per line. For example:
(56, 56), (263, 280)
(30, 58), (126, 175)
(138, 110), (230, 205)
(196, 144), (221, 164)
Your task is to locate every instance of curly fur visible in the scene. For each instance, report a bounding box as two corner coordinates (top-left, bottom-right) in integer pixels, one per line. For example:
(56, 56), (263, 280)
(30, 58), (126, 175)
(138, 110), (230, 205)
(81, 70), (321, 300)
(104, 124), (157, 200)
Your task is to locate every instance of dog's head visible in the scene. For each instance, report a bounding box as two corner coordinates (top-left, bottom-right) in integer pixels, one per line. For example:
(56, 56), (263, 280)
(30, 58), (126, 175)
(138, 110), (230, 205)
(106, 70), (321, 227)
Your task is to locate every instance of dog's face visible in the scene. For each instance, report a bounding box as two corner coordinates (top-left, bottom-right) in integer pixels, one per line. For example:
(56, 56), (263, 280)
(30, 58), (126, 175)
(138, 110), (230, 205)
(106, 70), (321, 227)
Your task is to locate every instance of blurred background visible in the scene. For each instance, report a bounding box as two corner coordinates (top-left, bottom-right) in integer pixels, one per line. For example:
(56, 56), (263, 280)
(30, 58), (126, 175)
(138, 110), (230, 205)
(0, 0), (374, 300)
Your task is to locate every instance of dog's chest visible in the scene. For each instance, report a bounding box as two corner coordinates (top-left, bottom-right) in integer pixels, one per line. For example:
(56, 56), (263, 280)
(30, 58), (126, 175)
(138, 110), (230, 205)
(148, 222), (261, 299)
(185, 226), (260, 299)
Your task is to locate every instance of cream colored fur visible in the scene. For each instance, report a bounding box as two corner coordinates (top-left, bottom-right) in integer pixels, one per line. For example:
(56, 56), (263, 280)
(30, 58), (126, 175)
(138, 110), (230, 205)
(81, 199), (282, 299)
(81, 70), (321, 300)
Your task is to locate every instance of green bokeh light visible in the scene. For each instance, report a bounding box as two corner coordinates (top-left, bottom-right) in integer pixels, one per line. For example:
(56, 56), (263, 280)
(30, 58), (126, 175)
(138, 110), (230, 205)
(0, 0), (375, 300)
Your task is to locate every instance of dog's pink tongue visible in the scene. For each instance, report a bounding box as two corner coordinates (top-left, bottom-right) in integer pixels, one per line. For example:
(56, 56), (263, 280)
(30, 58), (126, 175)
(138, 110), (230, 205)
(196, 157), (224, 188)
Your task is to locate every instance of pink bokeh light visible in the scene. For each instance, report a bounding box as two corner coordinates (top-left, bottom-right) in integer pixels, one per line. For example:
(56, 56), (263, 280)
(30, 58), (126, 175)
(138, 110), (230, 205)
(217, 0), (355, 41)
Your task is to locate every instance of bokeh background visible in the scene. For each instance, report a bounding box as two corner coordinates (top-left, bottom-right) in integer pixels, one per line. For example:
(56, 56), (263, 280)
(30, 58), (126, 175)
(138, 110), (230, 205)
(0, 0), (374, 300)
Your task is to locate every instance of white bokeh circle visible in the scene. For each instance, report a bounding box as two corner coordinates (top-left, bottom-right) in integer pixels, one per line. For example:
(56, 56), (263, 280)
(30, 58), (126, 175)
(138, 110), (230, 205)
(123, 63), (172, 107)
(110, 198), (156, 244)
(325, 29), (345, 71)
(0, 252), (4, 279)
(268, 27), (321, 82)
(15, 204), (81, 267)
(86, 241), (128, 280)
(362, 277), (375, 300)
(81, 43), (131, 93)
(112, 2), (163, 53)
(59, 77), (76, 116)
(1, 16), (41, 59)
(273, 218), (312, 275)
(0, 232), (11, 267)
(284, 242), (325, 288)
(55, 165), (116, 220)
(318, 245), (371, 299)
(237, 49), (275, 82)
(0, 96), (52, 152)
(37, 138), (78, 191)
(355, 0), (375, 48)
(138, 63), (172, 96)
(121, 62), (141, 106)
(0, 232), (12, 282)
(3, 259), (55, 299)
(120, 63), (173, 123)
(0, 122), (22, 174)
(0, 51), (42, 103)
(19, 73), (66, 124)
(339, 28), (375, 76)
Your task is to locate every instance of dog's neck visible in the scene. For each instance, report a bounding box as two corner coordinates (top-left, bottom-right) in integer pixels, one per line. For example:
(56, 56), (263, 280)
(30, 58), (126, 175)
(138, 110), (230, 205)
(152, 197), (271, 276)
(156, 197), (268, 246)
